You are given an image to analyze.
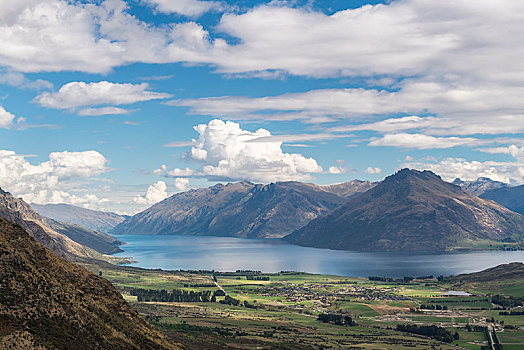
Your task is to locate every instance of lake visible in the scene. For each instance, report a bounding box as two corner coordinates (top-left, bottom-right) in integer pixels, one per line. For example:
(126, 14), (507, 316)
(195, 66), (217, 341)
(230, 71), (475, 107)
(114, 235), (524, 278)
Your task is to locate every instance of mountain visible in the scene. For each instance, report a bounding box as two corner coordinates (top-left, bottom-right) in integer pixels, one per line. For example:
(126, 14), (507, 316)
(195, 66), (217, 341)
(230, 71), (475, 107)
(452, 177), (508, 196)
(285, 169), (524, 252)
(113, 180), (370, 238)
(31, 203), (127, 233)
(320, 179), (376, 198)
(0, 187), (122, 260)
(0, 216), (177, 349)
(480, 184), (524, 214)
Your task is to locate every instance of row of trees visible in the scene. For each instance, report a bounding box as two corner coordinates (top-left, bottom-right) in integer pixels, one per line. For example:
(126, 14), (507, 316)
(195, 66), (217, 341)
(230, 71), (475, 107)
(317, 313), (356, 326)
(246, 276), (270, 281)
(499, 310), (524, 316)
(219, 295), (241, 306)
(491, 294), (523, 307)
(419, 304), (449, 310)
(426, 298), (488, 303)
(130, 288), (225, 302)
(396, 324), (458, 343)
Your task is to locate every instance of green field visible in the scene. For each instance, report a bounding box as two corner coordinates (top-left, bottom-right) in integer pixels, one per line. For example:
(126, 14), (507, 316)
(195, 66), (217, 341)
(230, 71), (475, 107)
(83, 261), (524, 349)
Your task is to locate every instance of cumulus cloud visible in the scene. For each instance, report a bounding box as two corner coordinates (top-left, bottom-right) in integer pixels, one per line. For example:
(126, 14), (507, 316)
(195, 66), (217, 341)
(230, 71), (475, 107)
(168, 168), (194, 177)
(134, 181), (168, 204)
(174, 178), (190, 191)
(35, 81), (171, 110)
(189, 119), (322, 182)
(142, 0), (222, 17)
(0, 149), (110, 205)
(0, 106), (15, 128)
(155, 120), (323, 182)
(365, 167), (382, 174)
(328, 166), (346, 174)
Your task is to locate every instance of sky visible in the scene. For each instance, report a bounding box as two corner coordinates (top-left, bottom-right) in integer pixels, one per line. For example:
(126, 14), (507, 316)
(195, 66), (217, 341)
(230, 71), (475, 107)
(0, 0), (523, 214)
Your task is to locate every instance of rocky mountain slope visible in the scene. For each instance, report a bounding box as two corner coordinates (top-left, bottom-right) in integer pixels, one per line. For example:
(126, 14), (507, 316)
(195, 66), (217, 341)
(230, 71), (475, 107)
(285, 169), (524, 252)
(0, 187), (122, 260)
(31, 203), (127, 233)
(114, 180), (371, 238)
(449, 262), (524, 282)
(319, 180), (376, 198)
(452, 177), (508, 196)
(480, 184), (524, 214)
(0, 216), (177, 349)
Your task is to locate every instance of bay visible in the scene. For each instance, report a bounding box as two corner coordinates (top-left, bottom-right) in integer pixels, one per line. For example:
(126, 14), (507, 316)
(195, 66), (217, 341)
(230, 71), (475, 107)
(114, 234), (524, 278)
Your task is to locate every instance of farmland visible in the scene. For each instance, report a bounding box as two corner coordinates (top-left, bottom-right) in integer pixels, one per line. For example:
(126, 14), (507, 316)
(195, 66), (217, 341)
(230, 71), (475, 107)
(83, 261), (524, 349)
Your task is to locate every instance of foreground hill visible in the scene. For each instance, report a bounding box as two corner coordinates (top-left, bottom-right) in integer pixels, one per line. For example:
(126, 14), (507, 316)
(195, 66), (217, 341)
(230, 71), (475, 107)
(31, 203), (127, 233)
(480, 184), (524, 214)
(452, 177), (508, 196)
(114, 181), (370, 238)
(0, 187), (122, 260)
(0, 216), (177, 349)
(285, 169), (524, 252)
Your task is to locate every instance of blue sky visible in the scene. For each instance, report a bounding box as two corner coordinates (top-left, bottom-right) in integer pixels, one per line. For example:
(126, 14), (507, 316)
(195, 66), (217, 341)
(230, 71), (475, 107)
(0, 0), (523, 213)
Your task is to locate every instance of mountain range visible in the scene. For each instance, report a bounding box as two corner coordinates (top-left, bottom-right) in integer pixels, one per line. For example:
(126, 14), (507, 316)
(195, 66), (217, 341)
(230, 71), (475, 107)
(31, 203), (127, 233)
(113, 180), (374, 238)
(0, 215), (177, 349)
(284, 169), (524, 252)
(452, 177), (508, 196)
(0, 187), (122, 260)
(113, 171), (524, 251)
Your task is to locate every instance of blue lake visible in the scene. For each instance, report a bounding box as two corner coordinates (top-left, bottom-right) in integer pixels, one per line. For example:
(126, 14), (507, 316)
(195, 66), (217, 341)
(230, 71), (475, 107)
(114, 235), (524, 278)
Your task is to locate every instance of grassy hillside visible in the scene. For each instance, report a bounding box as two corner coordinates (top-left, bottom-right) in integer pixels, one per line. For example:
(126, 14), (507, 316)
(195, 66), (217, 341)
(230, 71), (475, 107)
(0, 216), (178, 349)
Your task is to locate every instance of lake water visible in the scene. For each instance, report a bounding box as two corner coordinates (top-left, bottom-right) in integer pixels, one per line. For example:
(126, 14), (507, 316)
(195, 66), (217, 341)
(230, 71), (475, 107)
(114, 235), (523, 278)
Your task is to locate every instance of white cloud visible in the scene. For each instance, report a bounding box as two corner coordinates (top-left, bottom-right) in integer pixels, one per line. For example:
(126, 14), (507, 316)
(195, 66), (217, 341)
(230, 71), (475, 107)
(77, 106), (131, 116)
(153, 164), (167, 175)
(167, 167), (194, 177)
(174, 177), (190, 191)
(133, 181), (168, 204)
(0, 149), (110, 204)
(328, 166), (346, 174)
(189, 119), (323, 182)
(0, 0), (522, 87)
(35, 81), (171, 110)
(170, 83), (524, 135)
(369, 133), (485, 149)
(0, 71), (53, 90)
(163, 140), (197, 148)
(142, 0), (221, 17)
(365, 167), (382, 174)
(0, 106), (15, 128)
(156, 120), (324, 182)
(479, 145), (524, 162)
(402, 154), (524, 184)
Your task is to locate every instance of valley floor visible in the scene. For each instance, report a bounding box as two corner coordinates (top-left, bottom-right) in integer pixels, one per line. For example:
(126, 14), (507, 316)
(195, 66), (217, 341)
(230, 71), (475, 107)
(82, 261), (524, 349)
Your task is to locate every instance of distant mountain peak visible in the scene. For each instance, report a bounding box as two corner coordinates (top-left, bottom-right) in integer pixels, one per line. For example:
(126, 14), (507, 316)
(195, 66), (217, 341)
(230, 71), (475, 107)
(31, 203), (126, 234)
(0, 187), (122, 259)
(451, 176), (508, 196)
(285, 169), (524, 252)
